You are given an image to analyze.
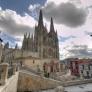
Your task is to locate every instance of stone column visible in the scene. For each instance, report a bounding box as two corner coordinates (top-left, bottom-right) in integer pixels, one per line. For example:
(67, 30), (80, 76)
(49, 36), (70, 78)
(13, 63), (17, 75)
(0, 63), (9, 85)
(58, 63), (61, 72)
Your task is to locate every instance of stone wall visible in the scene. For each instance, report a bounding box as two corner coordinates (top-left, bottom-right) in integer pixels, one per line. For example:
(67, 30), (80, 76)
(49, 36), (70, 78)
(14, 50), (39, 59)
(22, 58), (60, 73)
(0, 72), (19, 92)
(0, 63), (8, 85)
(0, 63), (19, 92)
(17, 71), (61, 92)
(23, 58), (43, 72)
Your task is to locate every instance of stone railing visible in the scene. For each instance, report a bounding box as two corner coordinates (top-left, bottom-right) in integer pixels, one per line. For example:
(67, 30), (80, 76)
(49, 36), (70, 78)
(0, 63), (8, 85)
(0, 72), (19, 92)
(0, 63), (18, 85)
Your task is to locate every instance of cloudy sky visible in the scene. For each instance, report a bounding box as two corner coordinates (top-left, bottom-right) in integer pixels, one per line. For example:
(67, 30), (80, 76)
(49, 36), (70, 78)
(0, 0), (92, 59)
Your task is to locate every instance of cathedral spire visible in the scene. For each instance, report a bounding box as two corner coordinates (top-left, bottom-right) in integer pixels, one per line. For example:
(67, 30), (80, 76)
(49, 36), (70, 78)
(15, 44), (18, 49)
(38, 9), (43, 27)
(50, 17), (55, 32)
(4, 42), (9, 49)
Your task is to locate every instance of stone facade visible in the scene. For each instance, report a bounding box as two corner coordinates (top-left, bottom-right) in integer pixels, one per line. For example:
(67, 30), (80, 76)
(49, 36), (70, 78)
(2, 44), (60, 73)
(17, 71), (61, 92)
(22, 10), (59, 59)
(43, 60), (61, 74)
(1, 43), (18, 64)
(15, 56), (60, 73)
(1, 10), (60, 75)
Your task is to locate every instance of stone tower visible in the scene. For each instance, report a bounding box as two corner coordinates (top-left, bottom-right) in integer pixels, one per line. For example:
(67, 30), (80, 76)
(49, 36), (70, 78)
(22, 33), (28, 50)
(22, 10), (59, 59)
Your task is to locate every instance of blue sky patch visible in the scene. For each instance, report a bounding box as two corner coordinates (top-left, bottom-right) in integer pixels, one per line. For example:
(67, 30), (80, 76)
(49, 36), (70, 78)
(0, 32), (19, 47)
(0, 0), (46, 15)
(59, 36), (76, 42)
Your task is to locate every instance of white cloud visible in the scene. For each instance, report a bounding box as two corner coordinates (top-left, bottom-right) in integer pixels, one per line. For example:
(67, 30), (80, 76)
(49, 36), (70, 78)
(81, 0), (92, 7)
(67, 45), (92, 58)
(0, 8), (37, 36)
(15, 36), (23, 48)
(28, 4), (41, 19)
(40, 0), (92, 59)
(46, 0), (92, 7)
(46, 0), (69, 5)
(28, 4), (40, 12)
(43, 2), (87, 27)
(0, 7), (2, 11)
(59, 31), (92, 59)
(0, 0), (92, 59)
(0, 8), (37, 48)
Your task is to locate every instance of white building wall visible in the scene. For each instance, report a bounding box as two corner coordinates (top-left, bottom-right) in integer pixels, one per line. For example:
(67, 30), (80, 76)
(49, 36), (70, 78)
(79, 63), (92, 78)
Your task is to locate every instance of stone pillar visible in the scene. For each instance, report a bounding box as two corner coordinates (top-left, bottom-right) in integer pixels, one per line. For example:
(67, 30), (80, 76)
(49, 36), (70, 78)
(0, 63), (9, 85)
(16, 64), (20, 71)
(58, 63), (61, 72)
(13, 63), (17, 75)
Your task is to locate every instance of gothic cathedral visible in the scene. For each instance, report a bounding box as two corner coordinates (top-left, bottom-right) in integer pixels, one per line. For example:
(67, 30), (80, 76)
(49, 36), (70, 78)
(22, 10), (59, 60)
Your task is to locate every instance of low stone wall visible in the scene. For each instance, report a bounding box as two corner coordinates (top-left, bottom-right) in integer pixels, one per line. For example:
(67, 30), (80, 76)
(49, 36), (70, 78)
(0, 63), (9, 85)
(17, 70), (61, 92)
(0, 72), (19, 92)
(62, 78), (92, 87)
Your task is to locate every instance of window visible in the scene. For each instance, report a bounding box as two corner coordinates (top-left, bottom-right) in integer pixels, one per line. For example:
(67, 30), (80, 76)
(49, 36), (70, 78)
(88, 64), (90, 70)
(82, 65), (84, 70)
(87, 71), (89, 77)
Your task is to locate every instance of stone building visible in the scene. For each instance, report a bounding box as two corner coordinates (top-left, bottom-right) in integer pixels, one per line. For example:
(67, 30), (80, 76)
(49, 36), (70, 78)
(2, 10), (61, 74)
(69, 58), (92, 78)
(1, 42), (18, 65)
(22, 10), (59, 59)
